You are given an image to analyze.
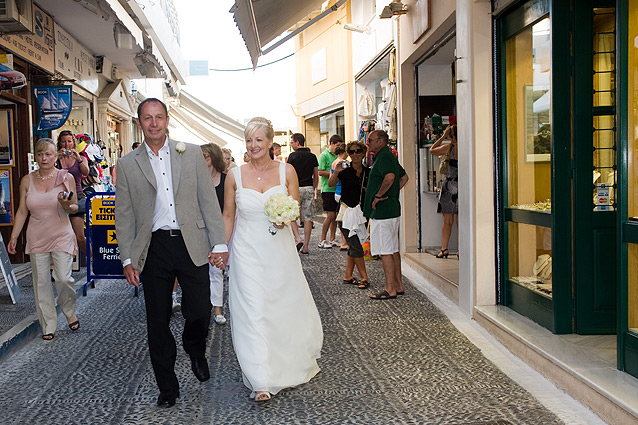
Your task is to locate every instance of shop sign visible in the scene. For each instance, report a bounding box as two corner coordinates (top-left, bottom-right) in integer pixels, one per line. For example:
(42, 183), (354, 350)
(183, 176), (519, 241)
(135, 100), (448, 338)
(33, 85), (72, 131)
(54, 25), (99, 95)
(89, 196), (122, 275)
(0, 4), (54, 74)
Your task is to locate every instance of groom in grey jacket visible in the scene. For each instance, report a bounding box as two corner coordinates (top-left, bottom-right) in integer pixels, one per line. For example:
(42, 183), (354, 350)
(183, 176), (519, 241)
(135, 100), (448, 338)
(115, 98), (228, 407)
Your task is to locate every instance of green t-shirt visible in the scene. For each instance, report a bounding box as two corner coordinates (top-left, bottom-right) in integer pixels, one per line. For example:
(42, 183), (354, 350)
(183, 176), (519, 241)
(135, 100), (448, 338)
(363, 146), (406, 219)
(318, 149), (338, 193)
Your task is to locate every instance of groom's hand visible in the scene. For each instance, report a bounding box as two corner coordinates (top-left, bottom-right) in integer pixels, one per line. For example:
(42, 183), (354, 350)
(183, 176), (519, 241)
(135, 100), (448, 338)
(209, 251), (229, 269)
(123, 264), (140, 287)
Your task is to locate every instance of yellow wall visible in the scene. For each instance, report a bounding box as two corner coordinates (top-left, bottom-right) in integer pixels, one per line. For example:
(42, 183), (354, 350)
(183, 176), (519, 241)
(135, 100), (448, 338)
(294, 1), (353, 153)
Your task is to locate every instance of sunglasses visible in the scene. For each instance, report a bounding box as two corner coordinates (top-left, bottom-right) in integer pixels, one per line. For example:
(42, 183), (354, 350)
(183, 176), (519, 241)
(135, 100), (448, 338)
(348, 149), (363, 154)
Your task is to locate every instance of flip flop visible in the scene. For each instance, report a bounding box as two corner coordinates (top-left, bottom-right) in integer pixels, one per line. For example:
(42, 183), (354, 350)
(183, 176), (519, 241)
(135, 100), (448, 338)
(342, 277), (359, 285)
(300, 250), (309, 255)
(357, 280), (370, 289)
(296, 242), (304, 252)
(396, 291), (405, 296)
(370, 290), (397, 300)
(68, 320), (80, 331)
(42, 334), (54, 340)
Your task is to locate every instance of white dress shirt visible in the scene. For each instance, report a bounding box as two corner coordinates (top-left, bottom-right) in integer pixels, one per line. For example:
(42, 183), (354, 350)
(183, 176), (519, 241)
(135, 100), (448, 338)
(122, 137), (227, 268)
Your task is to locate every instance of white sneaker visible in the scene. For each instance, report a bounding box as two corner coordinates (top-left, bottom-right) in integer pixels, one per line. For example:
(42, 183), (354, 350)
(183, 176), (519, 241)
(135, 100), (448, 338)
(172, 295), (181, 313)
(214, 314), (227, 325)
(317, 240), (332, 249)
(330, 240), (340, 247)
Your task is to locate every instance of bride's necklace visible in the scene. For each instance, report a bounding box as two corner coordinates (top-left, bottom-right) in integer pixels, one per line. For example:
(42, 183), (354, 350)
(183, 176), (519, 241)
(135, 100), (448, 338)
(251, 162), (271, 181)
(36, 169), (56, 181)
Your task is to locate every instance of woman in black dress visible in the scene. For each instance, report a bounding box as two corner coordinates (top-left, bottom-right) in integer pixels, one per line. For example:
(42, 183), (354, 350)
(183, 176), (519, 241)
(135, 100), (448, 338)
(430, 125), (458, 259)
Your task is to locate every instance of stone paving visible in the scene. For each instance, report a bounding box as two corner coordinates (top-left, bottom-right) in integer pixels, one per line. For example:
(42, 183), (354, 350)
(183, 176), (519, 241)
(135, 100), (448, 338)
(0, 225), (571, 424)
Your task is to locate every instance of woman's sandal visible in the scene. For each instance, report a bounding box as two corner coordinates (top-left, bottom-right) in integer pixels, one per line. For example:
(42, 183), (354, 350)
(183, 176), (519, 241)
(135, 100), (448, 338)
(436, 248), (449, 259)
(357, 280), (370, 289)
(42, 334), (54, 341)
(255, 391), (272, 402)
(68, 318), (80, 331)
(342, 277), (359, 285)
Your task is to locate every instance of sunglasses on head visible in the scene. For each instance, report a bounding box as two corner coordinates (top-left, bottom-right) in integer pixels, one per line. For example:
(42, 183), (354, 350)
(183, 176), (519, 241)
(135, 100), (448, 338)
(348, 149), (363, 154)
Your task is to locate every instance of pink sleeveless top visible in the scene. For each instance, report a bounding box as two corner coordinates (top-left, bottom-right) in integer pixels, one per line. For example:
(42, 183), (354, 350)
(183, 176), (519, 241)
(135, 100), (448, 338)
(25, 170), (77, 256)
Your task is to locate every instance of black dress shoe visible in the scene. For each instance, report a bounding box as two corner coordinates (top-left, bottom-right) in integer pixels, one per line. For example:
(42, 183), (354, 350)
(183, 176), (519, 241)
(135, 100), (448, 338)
(157, 391), (179, 408)
(191, 356), (210, 382)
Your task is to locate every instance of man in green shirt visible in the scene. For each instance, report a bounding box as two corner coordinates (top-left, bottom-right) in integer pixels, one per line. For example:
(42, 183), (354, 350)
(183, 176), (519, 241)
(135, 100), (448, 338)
(363, 130), (409, 300)
(317, 134), (344, 249)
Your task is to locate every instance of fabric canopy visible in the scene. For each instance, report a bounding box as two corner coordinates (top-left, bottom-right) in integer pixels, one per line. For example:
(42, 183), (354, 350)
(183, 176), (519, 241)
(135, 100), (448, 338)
(231, 0), (326, 68)
(168, 90), (245, 148)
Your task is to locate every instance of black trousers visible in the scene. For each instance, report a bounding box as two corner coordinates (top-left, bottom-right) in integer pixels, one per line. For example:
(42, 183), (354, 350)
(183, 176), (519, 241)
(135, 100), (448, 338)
(141, 230), (212, 395)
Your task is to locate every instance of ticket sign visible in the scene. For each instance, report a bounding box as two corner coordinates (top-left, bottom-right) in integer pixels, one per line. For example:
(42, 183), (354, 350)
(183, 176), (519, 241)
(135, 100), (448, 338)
(90, 196), (122, 275)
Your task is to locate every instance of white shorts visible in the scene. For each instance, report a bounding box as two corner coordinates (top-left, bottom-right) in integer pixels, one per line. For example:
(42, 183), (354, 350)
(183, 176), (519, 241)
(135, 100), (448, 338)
(369, 217), (400, 256)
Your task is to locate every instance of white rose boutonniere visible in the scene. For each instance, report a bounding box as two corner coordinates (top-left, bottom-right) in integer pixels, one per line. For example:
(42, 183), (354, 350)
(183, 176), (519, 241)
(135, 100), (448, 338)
(176, 142), (186, 154)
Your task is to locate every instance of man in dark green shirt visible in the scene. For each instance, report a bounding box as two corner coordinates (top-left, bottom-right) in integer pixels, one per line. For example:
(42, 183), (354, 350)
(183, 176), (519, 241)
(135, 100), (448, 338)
(363, 130), (409, 300)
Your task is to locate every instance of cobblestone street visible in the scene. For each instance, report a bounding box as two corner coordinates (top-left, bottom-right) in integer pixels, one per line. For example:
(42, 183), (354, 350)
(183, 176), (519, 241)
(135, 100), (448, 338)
(0, 224), (604, 424)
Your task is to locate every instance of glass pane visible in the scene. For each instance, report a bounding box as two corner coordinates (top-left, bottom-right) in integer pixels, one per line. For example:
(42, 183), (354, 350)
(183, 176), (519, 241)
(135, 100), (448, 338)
(593, 115), (616, 210)
(628, 0), (638, 333)
(592, 8), (615, 107)
(505, 17), (552, 212)
(508, 222), (553, 298)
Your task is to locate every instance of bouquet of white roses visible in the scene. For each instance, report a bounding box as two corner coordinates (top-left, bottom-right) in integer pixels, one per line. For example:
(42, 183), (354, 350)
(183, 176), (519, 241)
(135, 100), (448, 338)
(264, 193), (300, 235)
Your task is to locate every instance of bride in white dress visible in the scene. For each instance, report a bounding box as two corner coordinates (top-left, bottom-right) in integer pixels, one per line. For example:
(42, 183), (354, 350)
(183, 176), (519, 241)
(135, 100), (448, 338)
(222, 117), (323, 402)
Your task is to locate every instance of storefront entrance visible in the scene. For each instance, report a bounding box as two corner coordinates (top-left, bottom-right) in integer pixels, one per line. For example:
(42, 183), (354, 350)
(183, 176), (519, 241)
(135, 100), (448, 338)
(497, 0), (619, 335)
(573, 1), (618, 334)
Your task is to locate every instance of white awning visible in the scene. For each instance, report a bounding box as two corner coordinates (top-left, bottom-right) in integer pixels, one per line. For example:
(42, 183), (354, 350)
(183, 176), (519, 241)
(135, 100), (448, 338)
(168, 91), (245, 148)
(231, 0), (346, 68)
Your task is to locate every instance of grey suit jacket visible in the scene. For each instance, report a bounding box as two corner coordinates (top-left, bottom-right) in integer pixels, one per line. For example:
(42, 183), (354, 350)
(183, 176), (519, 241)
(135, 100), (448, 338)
(115, 139), (226, 271)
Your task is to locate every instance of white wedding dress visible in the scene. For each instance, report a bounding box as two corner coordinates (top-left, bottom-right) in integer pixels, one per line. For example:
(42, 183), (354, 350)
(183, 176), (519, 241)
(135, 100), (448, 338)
(229, 162), (323, 397)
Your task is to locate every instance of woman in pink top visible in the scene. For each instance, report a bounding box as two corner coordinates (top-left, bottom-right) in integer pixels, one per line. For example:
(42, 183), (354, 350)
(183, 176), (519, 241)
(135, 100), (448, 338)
(8, 138), (80, 340)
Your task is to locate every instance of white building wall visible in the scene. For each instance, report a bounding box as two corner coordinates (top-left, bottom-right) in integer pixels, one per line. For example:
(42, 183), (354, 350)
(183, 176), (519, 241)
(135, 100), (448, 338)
(455, 0), (496, 314)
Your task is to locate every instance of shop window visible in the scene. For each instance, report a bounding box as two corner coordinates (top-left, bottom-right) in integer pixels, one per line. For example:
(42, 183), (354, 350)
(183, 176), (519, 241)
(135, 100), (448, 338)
(592, 8), (617, 211)
(508, 222), (552, 298)
(505, 17), (552, 212)
(503, 14), (553, 299)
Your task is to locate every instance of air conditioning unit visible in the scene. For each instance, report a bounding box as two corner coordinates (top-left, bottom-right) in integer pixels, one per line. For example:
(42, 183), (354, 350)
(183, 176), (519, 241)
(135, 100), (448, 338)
(0, 0), (33, 34)
(95, 55), (115, 82)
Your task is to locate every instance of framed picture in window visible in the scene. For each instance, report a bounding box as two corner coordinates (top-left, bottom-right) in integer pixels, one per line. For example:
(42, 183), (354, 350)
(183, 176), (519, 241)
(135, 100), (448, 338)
(524, 84), (551, 162)
(0, 168), (13, 225)
(0, 107), (15, 166)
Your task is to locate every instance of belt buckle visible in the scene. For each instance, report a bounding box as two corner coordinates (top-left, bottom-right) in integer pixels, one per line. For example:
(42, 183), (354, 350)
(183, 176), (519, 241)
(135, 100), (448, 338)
(168, 229), (179, 237)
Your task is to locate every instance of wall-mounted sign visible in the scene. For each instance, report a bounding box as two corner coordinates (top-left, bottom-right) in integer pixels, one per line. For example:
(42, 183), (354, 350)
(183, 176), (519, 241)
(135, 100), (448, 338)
(0, 4), (54, 73)
(54, 25), (99, 95)
(34, 85), (73, 131)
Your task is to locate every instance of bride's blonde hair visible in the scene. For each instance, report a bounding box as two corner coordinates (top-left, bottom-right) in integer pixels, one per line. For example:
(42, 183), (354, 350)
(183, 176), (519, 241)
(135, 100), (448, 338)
(245, 117), (274, 141)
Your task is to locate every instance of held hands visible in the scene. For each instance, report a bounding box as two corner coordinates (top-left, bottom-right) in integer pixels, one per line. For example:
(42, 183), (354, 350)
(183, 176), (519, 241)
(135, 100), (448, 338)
(209, 251), (229, 269)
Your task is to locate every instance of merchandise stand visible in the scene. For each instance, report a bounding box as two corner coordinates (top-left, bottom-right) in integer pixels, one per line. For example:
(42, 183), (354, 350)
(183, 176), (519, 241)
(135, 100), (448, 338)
(84, 192), (138, 296)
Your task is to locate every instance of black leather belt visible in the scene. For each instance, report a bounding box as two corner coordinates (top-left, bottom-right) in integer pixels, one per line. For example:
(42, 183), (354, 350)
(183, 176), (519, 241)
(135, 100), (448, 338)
(155, 229), (181, 237)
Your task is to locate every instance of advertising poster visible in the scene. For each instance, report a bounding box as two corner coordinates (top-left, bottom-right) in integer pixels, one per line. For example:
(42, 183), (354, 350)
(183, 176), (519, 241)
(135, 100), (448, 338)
(90, 196), (122, 275)
(0, 108), (15, 165)
(0, 168), (12, 225)
(34, 85), (72, 131)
